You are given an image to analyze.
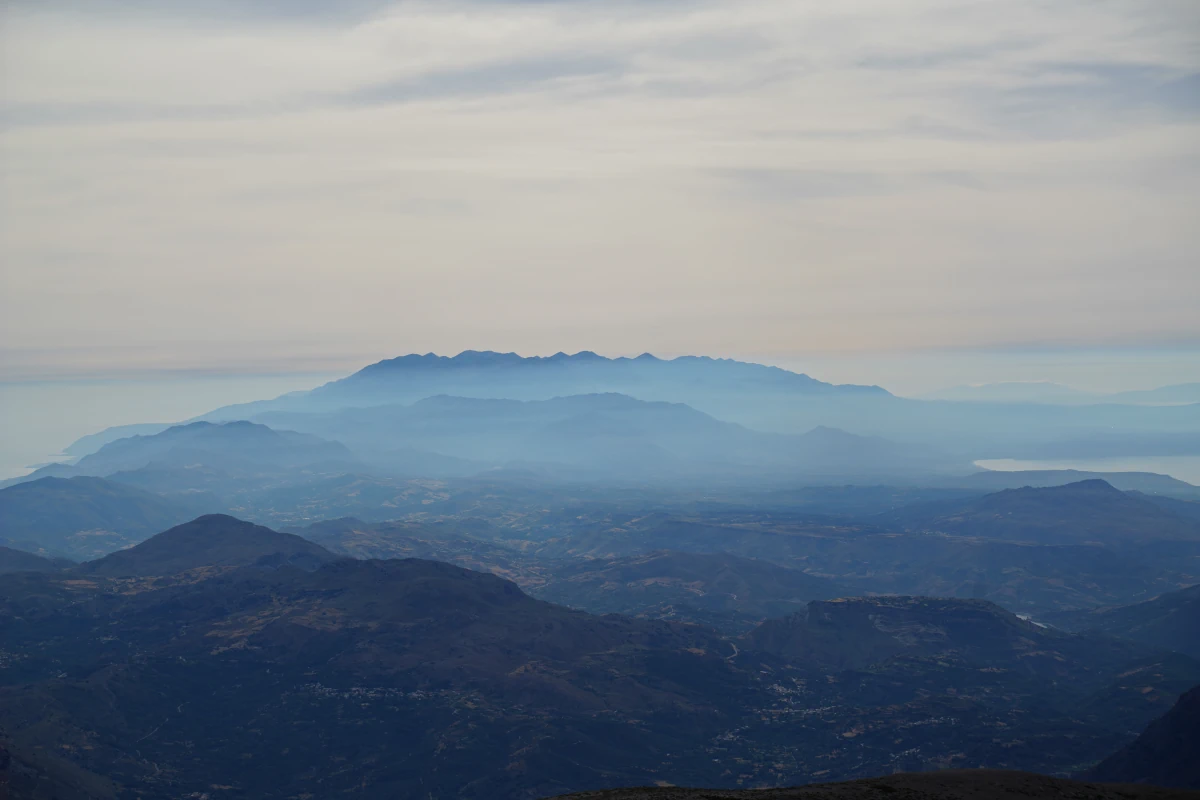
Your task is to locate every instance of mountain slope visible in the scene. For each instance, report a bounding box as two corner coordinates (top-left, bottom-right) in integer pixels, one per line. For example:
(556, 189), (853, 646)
(885, 480), (1200, 545)
(0, 476), (212, 559)
(1085, 683), (1200, 788)
(77, 514), (339, 577)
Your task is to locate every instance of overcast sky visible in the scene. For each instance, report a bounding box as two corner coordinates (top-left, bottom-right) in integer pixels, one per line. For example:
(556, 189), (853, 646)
(2, 0), (1198, 381)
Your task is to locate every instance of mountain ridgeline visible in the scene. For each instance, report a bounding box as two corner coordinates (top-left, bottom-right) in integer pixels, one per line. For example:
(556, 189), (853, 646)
(182, 350), (1200, 458)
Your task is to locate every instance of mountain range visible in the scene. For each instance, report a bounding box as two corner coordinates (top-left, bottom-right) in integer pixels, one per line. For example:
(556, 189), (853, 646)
(169, 351), (1200, 460)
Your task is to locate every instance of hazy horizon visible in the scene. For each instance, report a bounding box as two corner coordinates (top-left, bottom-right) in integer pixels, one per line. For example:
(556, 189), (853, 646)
(3, 344), (1200, 482)
(3, 0), (1198, 379)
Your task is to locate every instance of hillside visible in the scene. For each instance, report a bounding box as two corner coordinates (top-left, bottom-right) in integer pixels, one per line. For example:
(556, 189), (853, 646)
(0, 545), (70, 574)
(77, 514), (339, 577)
(744, 595), (1143, 676)
(1, 546), (1196, 797)
(553, 770), (1200, 799)
(533, 550), (848, 633)
(301, 517), (541, 585)
(1048, 584), (1200, 659)
(0, 476), (212, 559)
(885, 480), (1200, 546)
(1085, 683), (1200, 788)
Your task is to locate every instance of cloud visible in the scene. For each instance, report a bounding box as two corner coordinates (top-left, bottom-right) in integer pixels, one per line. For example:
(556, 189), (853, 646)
(1, 0), (1198, 376)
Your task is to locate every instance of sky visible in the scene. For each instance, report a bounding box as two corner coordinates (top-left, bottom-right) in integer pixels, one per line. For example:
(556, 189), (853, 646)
(2, 0), (1199, 385)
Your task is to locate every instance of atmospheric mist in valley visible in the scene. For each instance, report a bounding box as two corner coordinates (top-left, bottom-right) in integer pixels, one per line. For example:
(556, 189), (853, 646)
(1, 2), (1199, 799)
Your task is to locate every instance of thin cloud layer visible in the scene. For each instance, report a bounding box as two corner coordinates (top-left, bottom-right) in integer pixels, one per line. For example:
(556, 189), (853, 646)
(1, 0), (1198, 377)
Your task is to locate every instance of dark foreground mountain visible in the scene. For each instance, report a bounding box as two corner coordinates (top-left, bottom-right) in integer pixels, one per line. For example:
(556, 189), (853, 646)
(4, 552), (1199, 796)
(0, 476), (212, 559)
(1048, 584), (1200, 659)
(552, 771), (1200, 799)
(1085, 683), (1200, 788)
(77, 514), (339, 577)
(885, 480), (1200, 546)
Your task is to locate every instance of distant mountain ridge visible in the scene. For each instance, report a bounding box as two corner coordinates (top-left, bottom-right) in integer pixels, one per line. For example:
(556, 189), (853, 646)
(199, 350), (889, 421)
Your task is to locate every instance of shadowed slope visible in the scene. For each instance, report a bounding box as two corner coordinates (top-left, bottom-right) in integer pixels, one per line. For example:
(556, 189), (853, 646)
(551, 770), (1200, 799)
(1085, 684), (1200, 788)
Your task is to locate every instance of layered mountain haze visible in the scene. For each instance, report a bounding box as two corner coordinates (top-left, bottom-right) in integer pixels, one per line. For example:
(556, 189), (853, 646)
(251, 393), (962, 482)
(4, 352), (1200, 797)
(6, 0), (1199, 789)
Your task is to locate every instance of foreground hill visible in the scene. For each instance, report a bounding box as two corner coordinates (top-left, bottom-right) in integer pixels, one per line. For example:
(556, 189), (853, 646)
(552, 770), (1200, 799)
(885, 480), (1200, 546)
(0, 556), (755, 798)
(77, 514), (340, 577)
(0, 476), (212, 559)
(1049, 584), (1200, 659)
(3, 516), (1199, 797)
(1085, 683), (1200, 789)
